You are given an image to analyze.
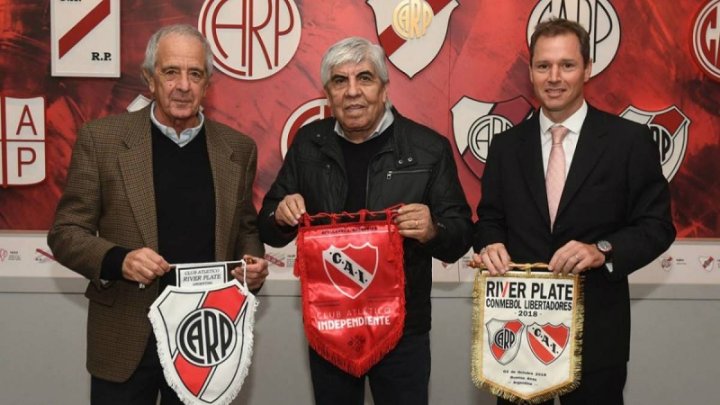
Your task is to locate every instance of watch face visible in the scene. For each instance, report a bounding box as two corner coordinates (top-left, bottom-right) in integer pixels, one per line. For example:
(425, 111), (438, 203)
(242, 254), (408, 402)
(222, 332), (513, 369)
(597, 240), (612, 253)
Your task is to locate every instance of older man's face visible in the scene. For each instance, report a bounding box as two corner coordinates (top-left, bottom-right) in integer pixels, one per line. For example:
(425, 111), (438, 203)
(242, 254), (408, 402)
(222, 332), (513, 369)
(146, 33), (209, 133)
(325, 60), (388, 143)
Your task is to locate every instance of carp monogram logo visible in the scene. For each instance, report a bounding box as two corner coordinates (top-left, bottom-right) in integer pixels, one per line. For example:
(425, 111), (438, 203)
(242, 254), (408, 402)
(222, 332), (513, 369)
(367, 0), (458, 78)
(527, 0), (620, 77)
(199, 0), (301, 80)
(149, 281), (256, 405)
(280, 98), (332, 159)
(692, 0), (720, 82)
(620, 105), (690, 182)
(452, 96), (534, 179)
(485, 319), (525, 365)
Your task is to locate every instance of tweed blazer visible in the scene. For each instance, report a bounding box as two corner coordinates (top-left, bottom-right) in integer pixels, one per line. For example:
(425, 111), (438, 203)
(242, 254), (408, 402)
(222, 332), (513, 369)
(47, 105), (264, 382)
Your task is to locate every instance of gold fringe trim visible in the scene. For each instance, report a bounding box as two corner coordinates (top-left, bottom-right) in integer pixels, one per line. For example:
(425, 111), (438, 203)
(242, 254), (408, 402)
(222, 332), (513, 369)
(471, 270), (585, 404)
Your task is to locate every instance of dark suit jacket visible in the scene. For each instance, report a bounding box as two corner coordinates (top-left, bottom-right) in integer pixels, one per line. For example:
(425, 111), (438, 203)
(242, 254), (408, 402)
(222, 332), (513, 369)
(47, 105), (264, 382)
(475, 105), (675, 371)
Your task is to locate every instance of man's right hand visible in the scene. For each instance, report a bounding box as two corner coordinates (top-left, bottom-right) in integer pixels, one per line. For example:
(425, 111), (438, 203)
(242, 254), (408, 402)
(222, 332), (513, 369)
(274, 193), (306, 226)
(122, 247), (170, 286)
(473, 242), (511, 275)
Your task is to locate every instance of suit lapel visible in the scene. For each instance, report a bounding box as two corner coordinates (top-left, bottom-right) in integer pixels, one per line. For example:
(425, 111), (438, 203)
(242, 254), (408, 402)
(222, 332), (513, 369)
(557, 107), (610, 217)
(517, 114), (552, 226)
(118, 107), (159, 250)
(206, 122), (239, 261)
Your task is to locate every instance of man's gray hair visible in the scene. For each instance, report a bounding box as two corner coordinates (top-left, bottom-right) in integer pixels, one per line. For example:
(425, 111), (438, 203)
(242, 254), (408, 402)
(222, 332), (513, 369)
(141, 24), (214, 84)
(320, 37), (389, 87)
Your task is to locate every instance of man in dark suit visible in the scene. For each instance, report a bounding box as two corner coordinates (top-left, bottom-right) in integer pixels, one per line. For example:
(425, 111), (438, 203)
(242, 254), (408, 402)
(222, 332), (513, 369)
(473, 19), (675, 404)
(47, 24), (268, 405)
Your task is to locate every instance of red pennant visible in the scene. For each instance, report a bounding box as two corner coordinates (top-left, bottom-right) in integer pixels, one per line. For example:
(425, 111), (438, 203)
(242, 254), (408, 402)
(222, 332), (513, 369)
(296, 208), (405, 376)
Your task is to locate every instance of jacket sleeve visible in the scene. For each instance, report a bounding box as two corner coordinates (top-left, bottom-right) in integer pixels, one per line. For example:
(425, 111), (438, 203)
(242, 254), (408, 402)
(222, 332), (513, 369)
(235, 143), (265, 258)
(473, 133), (508, 251)
(47, 123), (118, 281)
(258, 135), (302, 248)
(602, 125), (675, 279)
(424, 137), (474, 263)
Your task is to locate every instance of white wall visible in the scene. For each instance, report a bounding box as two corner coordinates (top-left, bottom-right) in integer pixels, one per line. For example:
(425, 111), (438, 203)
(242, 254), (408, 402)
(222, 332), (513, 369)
(1, 280), (718, 404)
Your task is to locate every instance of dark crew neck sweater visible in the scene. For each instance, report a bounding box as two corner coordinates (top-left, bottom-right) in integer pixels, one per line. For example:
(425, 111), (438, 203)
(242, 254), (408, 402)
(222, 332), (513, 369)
(337, 124), (392, 212)
(152, 125), (216, 288)
(100, 124), (216, 288)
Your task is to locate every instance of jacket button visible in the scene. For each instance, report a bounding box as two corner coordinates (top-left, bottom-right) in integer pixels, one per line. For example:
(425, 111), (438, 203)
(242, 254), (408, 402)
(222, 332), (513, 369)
(398, 159), (404, 164)
(407, 157), (414, 162)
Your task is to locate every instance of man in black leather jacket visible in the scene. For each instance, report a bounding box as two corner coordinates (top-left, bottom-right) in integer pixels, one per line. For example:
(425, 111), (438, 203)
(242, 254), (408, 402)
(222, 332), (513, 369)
(259, 37), (473, 405)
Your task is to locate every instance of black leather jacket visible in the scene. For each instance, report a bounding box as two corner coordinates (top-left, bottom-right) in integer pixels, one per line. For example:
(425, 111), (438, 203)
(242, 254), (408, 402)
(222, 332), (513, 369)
(259, 110), (473, 333)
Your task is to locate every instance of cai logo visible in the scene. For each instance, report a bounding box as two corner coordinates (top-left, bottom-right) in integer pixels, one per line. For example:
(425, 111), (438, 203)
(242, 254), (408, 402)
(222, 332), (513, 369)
(1, 97), (46, 187)
(527, 0), (620, 77)
(199, 0), (302, 80)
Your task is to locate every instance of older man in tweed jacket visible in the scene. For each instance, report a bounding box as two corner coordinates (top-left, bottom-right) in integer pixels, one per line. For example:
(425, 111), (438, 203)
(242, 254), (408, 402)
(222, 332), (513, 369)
(47, 24), (268, 404)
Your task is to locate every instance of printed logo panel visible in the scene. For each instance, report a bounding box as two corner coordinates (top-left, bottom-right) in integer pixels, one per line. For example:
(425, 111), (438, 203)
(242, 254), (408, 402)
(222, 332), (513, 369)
(620, 105), (690, 181)
(526, 323), (570, 365)
(368, 0), (458, 77)
(452, 96), (534, 179)
(692, 0), (720, 82)
(1, 97), (46, 187)
(527, 0), (620, 77)
(199, 0), (302, 80)
(485, 318), (525, 365)
(322, 243), (379, 299)
(280, 98), (332, 159)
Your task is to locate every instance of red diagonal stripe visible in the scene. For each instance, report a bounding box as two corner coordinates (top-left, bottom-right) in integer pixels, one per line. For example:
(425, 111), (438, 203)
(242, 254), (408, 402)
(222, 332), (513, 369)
(651, 109), (685, 135)
(174, 354), (212, 396)
(378, 26), (405, 56)
(58, 0), (111, 58)
(202, 284), (247, 321)
(427, 0), (452, 14)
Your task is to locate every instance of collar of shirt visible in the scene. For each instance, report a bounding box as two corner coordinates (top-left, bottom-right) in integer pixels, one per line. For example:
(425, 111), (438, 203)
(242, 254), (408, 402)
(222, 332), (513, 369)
(149, 101), (205, 147)
(334, 103), (394, 142)
(539, 100), (588, 176)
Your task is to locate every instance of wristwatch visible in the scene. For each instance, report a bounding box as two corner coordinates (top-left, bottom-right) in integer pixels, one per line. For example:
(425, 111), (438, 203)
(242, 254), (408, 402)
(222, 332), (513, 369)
(596, 240), (613, 262)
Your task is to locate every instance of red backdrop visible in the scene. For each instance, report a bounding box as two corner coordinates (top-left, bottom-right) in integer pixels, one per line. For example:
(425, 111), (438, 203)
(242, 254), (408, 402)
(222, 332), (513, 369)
(0, 0), (718, 238)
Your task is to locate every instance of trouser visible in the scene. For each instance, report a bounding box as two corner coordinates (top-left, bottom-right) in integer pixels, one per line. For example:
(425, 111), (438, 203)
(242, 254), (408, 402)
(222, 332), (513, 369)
(309, 332), (431, 405)
(91, 336), (182, 405)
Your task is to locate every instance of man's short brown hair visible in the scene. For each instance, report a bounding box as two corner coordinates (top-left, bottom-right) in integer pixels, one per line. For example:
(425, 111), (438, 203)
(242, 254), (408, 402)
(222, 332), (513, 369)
(529, 18), (591, 66)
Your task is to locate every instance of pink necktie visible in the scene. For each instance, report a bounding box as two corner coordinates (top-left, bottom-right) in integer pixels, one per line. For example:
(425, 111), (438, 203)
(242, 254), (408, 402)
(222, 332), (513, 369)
(546, 125), (569, 229)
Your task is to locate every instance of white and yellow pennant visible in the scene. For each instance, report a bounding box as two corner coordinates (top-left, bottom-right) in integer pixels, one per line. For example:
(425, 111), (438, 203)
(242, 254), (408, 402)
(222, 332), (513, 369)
(471, 266), (584, 403)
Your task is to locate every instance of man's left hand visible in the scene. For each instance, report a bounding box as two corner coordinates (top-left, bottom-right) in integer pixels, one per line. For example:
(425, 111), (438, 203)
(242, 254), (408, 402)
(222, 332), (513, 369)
(231, 255), (269, 290)
(549, 240), (605, 275)
(396, 203), (437, 244)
